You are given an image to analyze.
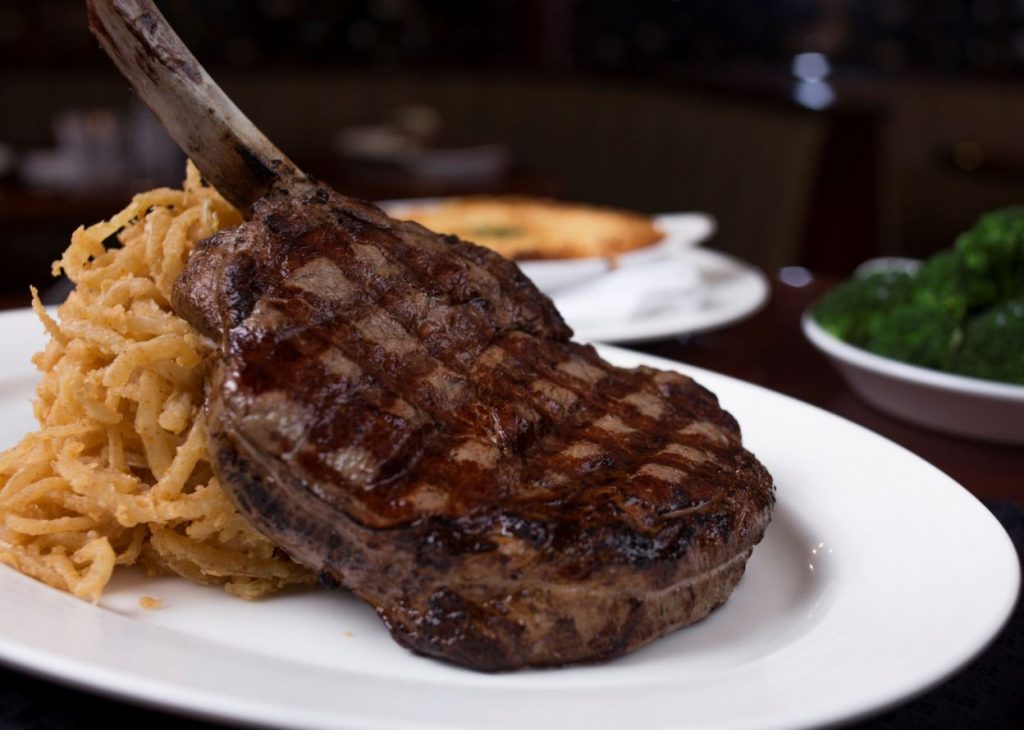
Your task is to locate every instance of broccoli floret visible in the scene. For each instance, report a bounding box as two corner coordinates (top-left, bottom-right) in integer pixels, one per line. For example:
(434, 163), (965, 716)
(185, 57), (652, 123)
(864, 302), (962, 371)
(813, 271), (913, 346)
(949, 298), (1024, 384)
(953, 207), (1024, 309)
(912, 249), (970, 319)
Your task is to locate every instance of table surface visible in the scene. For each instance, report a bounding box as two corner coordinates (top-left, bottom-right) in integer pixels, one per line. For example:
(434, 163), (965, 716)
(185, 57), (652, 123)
(0, 269), (1021, 730)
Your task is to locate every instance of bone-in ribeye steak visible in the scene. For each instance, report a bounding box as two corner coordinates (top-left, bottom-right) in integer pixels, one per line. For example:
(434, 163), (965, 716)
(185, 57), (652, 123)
(172, 187), (775, 671)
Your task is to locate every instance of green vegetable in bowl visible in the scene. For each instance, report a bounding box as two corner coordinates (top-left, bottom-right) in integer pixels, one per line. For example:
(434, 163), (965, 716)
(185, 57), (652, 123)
(950, 298), (1024, 384)
(954, 207), (1024, 308)
(865, 303), (961, 371)
(813, 271), (913, 344)
(911, 250), (969, 318)
(813, 207), (1024, 385)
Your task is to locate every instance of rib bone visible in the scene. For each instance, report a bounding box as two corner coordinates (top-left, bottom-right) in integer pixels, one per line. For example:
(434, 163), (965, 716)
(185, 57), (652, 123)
(86, 0), (312, 213)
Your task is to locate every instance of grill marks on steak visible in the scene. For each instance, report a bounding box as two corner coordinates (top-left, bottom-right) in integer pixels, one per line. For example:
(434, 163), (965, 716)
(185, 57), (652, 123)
(173, 187), (774, 670)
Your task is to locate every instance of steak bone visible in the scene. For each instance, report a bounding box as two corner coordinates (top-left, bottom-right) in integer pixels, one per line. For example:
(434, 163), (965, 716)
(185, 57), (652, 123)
(86, 0), (312, 213)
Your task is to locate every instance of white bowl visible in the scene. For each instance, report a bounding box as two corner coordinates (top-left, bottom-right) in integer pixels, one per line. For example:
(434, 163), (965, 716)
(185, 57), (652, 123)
(802, 312), (1024, 445)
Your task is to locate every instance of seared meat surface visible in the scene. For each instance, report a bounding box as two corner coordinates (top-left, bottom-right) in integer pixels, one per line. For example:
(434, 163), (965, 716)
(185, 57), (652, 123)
(173, 187), (775, 671)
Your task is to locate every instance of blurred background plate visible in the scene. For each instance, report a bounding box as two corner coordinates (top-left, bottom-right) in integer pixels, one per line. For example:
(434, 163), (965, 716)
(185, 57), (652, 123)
(381, 201), (715, 290)
(383, 201), (746, 342)
(803, 312), (1024, 445)
(520, 212), (714, 292)
(565, 247), (768, 343)
(518, 212), (716, 292)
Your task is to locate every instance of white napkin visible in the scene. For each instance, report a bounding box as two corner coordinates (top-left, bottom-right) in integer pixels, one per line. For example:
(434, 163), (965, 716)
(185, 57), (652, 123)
(552, 256), (705, 326)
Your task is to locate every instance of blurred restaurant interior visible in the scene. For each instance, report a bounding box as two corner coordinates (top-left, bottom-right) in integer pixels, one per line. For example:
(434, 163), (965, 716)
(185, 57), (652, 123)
(3, 0), (1024, 301)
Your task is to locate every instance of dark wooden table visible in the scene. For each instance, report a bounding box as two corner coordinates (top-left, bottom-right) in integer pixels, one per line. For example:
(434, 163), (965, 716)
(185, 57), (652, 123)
(0, 270), (1020, 729)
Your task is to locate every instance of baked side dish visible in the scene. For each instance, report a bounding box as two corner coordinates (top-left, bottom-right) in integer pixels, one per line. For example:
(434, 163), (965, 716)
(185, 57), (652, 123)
(398, 196), (665, 261)
(0, 163), (313, 602)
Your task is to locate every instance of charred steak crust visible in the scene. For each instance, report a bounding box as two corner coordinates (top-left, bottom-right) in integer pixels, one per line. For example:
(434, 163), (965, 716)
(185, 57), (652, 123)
(173, 187), (775, 671)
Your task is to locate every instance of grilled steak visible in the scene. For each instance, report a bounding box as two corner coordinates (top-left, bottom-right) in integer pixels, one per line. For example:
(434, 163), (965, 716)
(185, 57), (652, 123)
(172, 186), (775, 671)
(85, 0), (773, 672)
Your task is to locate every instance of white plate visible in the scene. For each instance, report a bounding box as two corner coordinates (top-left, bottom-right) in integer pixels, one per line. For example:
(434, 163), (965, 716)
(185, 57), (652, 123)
(0, 307), (1017, 730)
(381, 200), (716, 292)
(560, 247), (768, 343)
(515, 212), (716, 292)
(803, 313), (1024, 445)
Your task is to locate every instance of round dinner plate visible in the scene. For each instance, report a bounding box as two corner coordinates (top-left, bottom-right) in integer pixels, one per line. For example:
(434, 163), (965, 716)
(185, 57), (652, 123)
(561, 247), (768, 344)
(380, 201), (718, 290)
(0, 308), (1017, 730)
(515, 212), (716, 292)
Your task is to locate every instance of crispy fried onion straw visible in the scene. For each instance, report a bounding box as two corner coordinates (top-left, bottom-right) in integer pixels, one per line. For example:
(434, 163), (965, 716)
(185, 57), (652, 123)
(0, 163), (313, 601)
